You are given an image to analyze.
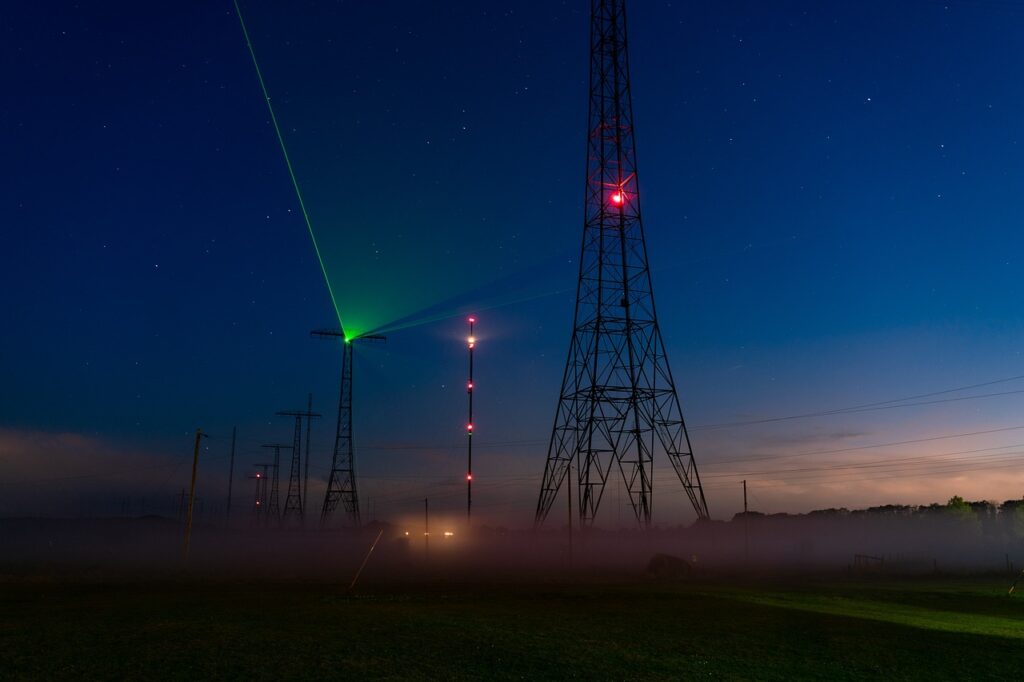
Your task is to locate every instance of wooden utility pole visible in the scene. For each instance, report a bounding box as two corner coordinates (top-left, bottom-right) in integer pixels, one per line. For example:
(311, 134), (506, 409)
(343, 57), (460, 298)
(226, 426), (237, 522)
(424, 498), (430, 558)
(183, 429), (204, 561)
(743, 479), (749, 561)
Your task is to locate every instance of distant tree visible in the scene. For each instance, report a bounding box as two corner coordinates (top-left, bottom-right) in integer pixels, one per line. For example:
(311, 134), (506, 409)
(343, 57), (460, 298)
(808, 507), (849, 517)
(945, 495), (981, 535)
(967, 500), (997, 517)
(867, 504), (913, 516)
(947, 495), (966, 508)
(999, 499), (1024, 540)
(965, 500), (999, 539)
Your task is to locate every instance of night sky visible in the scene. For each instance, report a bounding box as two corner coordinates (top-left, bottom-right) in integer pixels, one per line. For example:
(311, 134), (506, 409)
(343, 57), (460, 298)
(5, 0), (1024, 525)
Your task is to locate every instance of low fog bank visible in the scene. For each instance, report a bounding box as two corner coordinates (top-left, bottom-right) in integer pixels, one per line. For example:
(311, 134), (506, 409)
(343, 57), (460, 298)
(2, 496), (1022, 582)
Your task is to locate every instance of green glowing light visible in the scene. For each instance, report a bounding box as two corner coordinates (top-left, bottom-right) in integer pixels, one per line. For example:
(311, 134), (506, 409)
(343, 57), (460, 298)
(228, 5), (564, 337)
(368, 284), (574, 337)
(232, 0), (345, 335)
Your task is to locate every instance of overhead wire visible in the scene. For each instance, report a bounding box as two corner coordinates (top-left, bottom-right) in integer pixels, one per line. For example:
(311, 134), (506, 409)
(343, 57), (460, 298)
(316, 372), (1024, 454)
(700, 442), (1024, 479)
(694, 379), (1024, 430)
(704, 424), (1024, 467)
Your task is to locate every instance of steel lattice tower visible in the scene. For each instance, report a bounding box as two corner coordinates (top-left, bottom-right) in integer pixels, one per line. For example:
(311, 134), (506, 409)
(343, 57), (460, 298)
(261, 443), (290, 523)
(313, 330), (385, 526)
(277, 407), (321, 521)
(536, 0), (709, 528)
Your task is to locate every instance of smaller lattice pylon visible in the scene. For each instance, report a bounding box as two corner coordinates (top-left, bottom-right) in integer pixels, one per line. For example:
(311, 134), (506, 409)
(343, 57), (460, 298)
(276, 407), (321, 521)
(260, 444), (291, 523)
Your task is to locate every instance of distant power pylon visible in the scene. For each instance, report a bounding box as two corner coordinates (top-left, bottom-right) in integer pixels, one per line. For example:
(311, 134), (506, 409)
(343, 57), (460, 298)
(312, 329), (386, 527)
(536, 0), (709, 529)
(261, 444), (292, 522)
(276, 406), (321, 521)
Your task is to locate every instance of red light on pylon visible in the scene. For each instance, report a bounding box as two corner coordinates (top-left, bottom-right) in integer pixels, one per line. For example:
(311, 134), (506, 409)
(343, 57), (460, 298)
(467, 423), (473, 432)
(467, 382), (473, 390)
(468, 316), (476, 323)
(610, 191), (624, 205)
(467, 473), (473, 481)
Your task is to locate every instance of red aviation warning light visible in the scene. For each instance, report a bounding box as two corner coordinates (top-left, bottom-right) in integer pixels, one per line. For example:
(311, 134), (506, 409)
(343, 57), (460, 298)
(608, 173), (634, 207)
(466, 315), (476, 524)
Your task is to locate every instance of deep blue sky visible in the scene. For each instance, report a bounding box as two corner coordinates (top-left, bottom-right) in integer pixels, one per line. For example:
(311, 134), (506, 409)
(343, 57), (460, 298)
(4, 1), (1024, 524)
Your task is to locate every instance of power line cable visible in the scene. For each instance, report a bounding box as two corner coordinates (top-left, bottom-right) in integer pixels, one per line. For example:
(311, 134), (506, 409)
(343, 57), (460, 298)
(704, 424), (1024, 467)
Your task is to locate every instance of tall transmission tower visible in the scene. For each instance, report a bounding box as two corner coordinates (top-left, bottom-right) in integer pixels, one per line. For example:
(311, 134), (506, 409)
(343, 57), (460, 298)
(261, 443), (291, 523)
(276, 406), (321, 521)
(536, 0), (709, 529)
(312, 329), (386, 527)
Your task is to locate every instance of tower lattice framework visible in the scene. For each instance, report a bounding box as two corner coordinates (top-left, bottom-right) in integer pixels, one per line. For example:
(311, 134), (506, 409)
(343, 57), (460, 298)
(536, 0), (709, 528)
(322, 341), (358, 525)
(277, 407), (320, 521)
(261, 443), (290, 523)
(314, 331), (384, 526)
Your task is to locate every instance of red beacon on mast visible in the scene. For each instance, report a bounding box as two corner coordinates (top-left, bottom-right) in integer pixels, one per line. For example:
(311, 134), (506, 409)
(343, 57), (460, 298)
(466, 316), (476, 523)
(609, 177), (632, 206)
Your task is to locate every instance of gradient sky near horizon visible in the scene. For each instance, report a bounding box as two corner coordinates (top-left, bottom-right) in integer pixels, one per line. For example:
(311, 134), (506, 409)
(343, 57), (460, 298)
(4, 0), (1024, 526)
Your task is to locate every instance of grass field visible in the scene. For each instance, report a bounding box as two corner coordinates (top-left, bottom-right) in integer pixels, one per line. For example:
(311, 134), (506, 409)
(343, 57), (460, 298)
(2, 575), (1023, 679)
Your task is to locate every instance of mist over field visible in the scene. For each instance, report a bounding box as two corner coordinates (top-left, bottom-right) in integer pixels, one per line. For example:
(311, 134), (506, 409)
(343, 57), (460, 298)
(4, 496), (1022, 583)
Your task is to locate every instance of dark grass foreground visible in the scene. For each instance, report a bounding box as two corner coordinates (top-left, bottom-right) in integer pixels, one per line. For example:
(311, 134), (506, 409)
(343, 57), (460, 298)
(2, 577), (1022, 680)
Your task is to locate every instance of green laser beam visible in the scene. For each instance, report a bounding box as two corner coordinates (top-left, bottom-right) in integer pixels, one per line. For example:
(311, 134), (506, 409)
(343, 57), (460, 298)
(369, 286), (576, 336)
(370, 289), (567, 336)
(232, 0), (346, 337)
